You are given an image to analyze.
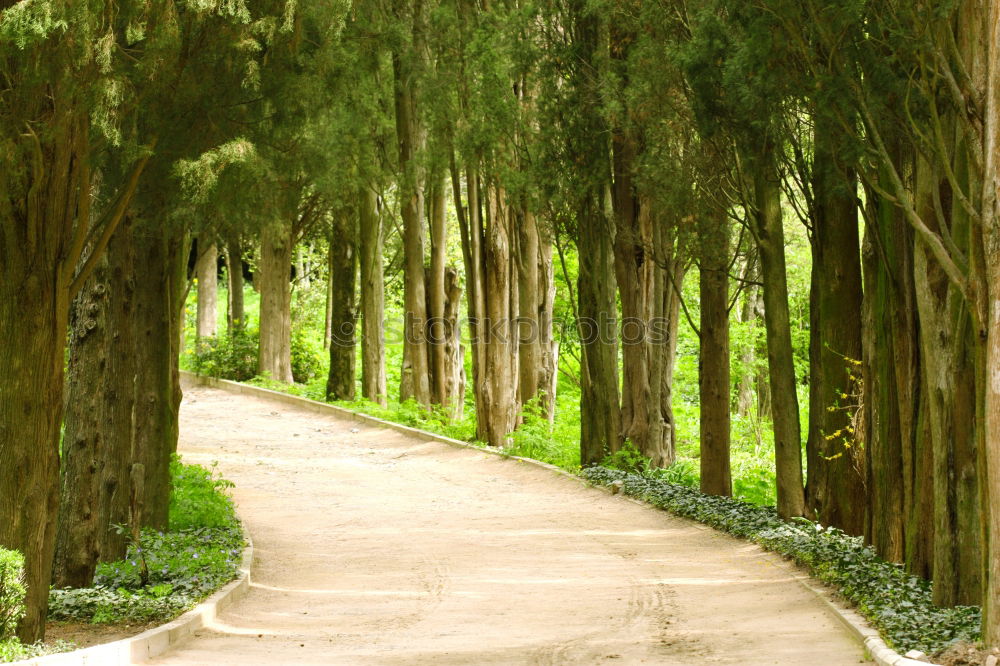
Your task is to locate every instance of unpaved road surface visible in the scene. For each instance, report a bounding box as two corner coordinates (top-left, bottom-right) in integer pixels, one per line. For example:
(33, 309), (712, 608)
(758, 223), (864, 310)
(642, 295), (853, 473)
(155, 384), (869, 665)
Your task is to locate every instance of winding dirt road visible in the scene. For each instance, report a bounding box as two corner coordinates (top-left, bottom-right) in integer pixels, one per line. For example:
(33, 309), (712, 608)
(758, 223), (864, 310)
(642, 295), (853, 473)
(154, 383), (869, 665)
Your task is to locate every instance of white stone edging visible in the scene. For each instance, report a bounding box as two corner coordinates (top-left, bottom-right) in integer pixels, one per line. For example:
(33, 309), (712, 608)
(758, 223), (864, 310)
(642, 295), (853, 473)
(181, 371), (934, 666)
(15, 511), (254, 664)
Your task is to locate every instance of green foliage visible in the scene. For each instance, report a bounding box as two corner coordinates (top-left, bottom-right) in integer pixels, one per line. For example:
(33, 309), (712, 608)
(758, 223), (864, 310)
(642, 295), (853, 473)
(47, 459), (243, 627)
(48, 525), (243, 625)
(191, 328), (259, 382)
(0, 638), (73, 662)
(506, 400), (580, 471)
(601, 441), (652, 475)
(0, 549), (25, 640)
(169, 457), (237, 530)
(290, 327), (325, 384)
(582, 467), (980, 655)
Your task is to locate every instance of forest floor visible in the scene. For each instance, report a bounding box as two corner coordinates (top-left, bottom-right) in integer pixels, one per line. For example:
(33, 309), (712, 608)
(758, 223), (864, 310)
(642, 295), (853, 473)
(151, 383), (870, 665)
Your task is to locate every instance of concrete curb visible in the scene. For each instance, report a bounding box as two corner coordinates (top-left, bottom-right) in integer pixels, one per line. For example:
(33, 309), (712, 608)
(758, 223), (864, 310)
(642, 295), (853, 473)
(181, 372), (934, 666)
(17, 516), (254, 664)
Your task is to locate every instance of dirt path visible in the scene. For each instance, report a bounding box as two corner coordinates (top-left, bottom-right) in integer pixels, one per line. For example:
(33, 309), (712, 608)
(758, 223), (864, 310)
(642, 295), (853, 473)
(154, 384), (869, 665)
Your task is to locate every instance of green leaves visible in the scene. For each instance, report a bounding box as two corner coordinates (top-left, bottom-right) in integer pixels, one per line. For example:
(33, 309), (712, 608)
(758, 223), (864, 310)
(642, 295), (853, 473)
(0, 0), (68, 49)
(0, 549), (25, 641)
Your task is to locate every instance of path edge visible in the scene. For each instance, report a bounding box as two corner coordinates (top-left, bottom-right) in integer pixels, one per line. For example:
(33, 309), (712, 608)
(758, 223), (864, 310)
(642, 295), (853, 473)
(15, 515), (255, 665)
(179, 371), (932, 666)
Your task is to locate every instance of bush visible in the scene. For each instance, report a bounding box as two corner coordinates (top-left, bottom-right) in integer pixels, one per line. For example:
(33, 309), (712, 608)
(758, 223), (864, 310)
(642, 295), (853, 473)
(0, 549), (25, 640)
(581, 467), (980, 655)
(191, 328), (258, 381)
(169, 456), (237, 530)
(290, 327), (324, 383)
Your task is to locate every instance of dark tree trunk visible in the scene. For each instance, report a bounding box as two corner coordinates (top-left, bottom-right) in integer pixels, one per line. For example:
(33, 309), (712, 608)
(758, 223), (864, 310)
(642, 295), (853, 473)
(913, 156), (982, 607)
(54, 219), (137, 588)
(861, 149), (933, 580)
(578, 201), (621, 465)
(750, 148), (807, 518)
(327, 212), (357, 401)
(132, 219), (186, 532)
(805, 115), (866, 534)
(226, 238), (245, 334)
(698, 210), (731, 496)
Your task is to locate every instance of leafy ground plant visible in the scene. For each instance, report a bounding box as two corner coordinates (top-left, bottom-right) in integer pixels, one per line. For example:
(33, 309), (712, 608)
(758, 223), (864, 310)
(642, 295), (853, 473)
(46, 457), (244, 628)
(581, 466), (980, 656)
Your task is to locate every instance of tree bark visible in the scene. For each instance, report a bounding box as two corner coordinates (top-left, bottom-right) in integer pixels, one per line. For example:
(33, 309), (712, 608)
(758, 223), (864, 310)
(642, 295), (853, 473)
(517, 208), (543, 408)
(578, 198), (621, 465)
(913, 155), (982, 607)
(132, 219), (187, 532)
(480, 186), (520, 447)
(805, 114), (866, 534)
(226, 238), (245, 333)
(699, 209), (732, 496)
(981, 0), (1000, 643)
(258, 221), (294, 383)
(428, 175), (450, 408)
(750, 148), (807, 518)
(537, 227), (559, 422)
(327, 212), (357, 401)
(392, 2), (432, 407)
(195, 241), (218, 342)
(54, 219), (136, 589)
(359, 186), (387, 405)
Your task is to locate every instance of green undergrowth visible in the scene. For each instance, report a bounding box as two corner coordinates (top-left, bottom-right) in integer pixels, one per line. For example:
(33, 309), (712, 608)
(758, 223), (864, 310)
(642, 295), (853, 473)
(581, 466), (980, 655)
(46, 457), (244, 628)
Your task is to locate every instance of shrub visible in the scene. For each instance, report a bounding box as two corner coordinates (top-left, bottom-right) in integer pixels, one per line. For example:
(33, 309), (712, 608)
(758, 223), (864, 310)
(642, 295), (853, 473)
(290, 327), (324, 383)
(191, 328), (258, 381)
(0, 549), (25, 640)
(169, 456), (237, 530)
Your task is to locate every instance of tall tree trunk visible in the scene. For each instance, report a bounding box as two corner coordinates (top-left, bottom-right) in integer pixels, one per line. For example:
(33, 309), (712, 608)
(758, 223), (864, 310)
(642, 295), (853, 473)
(518, 208), (543, 408)
(392, 4), (432, 407)
(327, 213), (357, 401)
(426, 176), (461, 409)
(913, 154), (982, 607)
(459, 164), (490, 436)
(195, 241), (218, 342)
(578, 200), (621, 465)
(359, 186), (387, 405)
(654, 217), (686, 464)
(612, 182), (655, 461)
(805, 115), (866, 534)
(537, 227), (559, 422)
(698, 209), (731, 496)
(0, 263), (64, 641)
(226, 238), (245, 334)
(735, 277), (758, 418)
(750, 149), (807, 518)
(861, 149), (932, 580)
(54, 219), (136, 589)
(132, 220), (186, 532)
(258, 221), (294, 383)
(480, 186), (520, 447)
(981, 0), (1000, 643)
(571, 1), (620, 466)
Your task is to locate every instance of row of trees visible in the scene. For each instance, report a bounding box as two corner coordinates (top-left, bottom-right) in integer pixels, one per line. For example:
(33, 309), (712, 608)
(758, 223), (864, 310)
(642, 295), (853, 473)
(3, 0), (1000, 649)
